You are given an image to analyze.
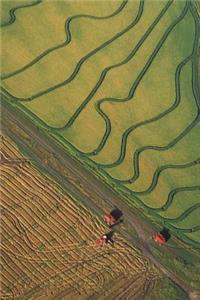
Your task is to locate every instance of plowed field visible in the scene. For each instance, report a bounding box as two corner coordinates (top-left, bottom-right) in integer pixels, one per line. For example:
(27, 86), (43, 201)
(0, 135), (158, 299)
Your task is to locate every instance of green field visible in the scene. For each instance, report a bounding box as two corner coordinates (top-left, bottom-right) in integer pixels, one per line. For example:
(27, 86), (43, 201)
(1, 0), (200, 248)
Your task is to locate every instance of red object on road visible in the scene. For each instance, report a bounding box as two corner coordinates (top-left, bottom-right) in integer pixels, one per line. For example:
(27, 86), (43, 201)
(153, 228), (171, 246)
(104, 208), (123, 226)
(104, 213), (117, 226)
(153, 233), (166, 246)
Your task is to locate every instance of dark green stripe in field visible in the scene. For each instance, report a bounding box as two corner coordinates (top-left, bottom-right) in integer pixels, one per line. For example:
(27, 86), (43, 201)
(91, 2), (199, 189)
(89, 2), (197, 163)
(156, 186), (200, 212)
(88, 47), (192, 159)
(0, 0), (42, 27)
(102, 96), (200, 184)
(1, 0), (199, 247)
(57, 0), (173, 130)
(1, 0), (128, 80)
(1, 0), (172, 108)
(133, 159), (200, 195)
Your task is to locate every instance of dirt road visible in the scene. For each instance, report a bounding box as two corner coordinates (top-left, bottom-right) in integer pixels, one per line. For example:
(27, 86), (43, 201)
(1, 98), (200, 299)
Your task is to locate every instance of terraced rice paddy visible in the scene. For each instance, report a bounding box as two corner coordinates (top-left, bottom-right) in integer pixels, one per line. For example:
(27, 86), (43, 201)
(1, 0), (200, 248)
(0, 135), (158, 299)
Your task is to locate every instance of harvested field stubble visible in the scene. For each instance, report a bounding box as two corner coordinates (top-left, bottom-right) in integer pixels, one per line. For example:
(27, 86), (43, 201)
(0, 135), (158, 299)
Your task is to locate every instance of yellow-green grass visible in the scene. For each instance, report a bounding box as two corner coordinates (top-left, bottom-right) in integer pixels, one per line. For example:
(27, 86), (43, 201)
(186, 231), (200, 243)
(101, 61), (197, 186)
(61, 1), (187, 152)
(14, 1), (165, 127)
(123, 117), (200, 193)
(91, 9), (195, 167)
(139, 165), (200, 209)
(3, 1), (170, 129)
(0, 0), (28, 25)
(1, 0), (120, 76)
(2, 1), (131, 97)
(159, 190), (200, 219)
(173, 208), (200, 228)
(101, 64), (197, 180)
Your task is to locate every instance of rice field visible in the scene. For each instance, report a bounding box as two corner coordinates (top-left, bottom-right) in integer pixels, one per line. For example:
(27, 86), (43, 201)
(1, 0), (199, 248)
(0, 135), (158, 299)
